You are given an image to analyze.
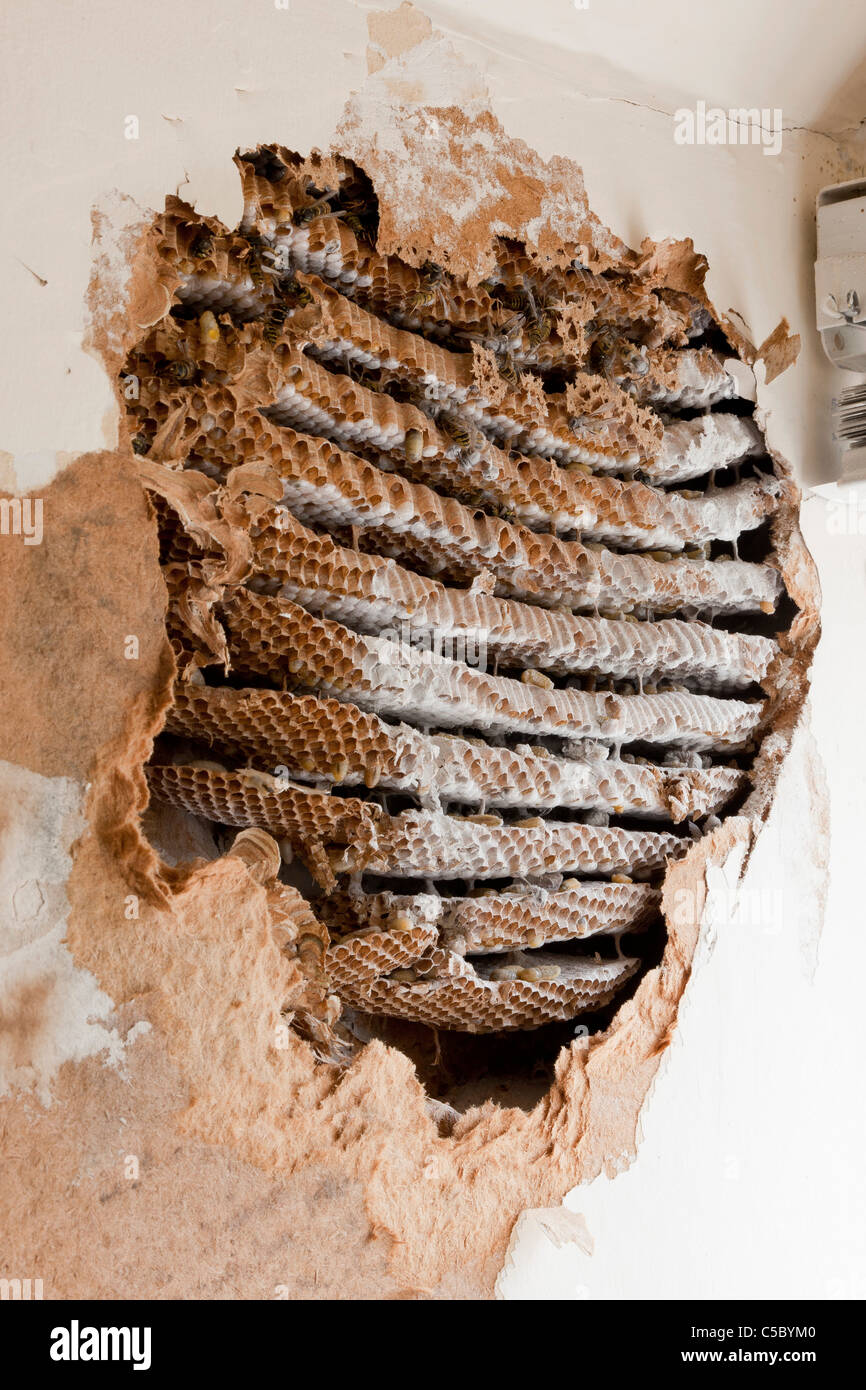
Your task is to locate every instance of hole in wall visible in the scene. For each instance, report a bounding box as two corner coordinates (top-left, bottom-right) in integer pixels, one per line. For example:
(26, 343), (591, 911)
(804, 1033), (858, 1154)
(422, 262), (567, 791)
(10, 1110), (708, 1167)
(120, 145), (790, 1113)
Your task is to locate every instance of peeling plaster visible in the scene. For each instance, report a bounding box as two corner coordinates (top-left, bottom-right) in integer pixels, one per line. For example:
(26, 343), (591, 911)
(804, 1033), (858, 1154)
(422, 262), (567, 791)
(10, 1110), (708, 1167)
(0, 760), (149, 1104)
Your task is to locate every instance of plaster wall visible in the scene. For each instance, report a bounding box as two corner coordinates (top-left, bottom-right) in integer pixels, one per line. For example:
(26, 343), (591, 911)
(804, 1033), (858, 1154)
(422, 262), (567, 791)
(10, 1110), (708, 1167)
(1, 0), (864, 1299)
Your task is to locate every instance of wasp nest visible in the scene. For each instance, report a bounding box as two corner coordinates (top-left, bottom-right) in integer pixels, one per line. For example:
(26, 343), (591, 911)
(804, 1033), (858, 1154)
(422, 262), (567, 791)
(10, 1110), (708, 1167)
(127, 146), (801, 1041)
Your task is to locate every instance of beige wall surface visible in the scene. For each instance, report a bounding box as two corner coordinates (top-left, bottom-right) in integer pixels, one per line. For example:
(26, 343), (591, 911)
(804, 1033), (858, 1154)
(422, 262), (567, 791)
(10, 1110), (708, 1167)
(1, 0), (865, 1299)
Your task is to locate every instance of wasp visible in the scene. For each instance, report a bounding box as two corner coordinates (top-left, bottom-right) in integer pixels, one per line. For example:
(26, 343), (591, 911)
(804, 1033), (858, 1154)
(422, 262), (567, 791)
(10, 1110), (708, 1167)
(493, 311), (527, 347)
(590, 330), (648, 382)
(293, 196), (334, 225)
(568, 414), (607, 437)
(263, 304), (288, 346)
(336, 197), (377, 246)
(460, 487), (491, 512)
(462, 490), (514, 523)
(498, 281), (557, 350)
(340, 210), (373, 244)
(408, 286), (440, 313)
(525, 307), (555, 348)
(293, 186), (338, 226)
(496, 351), (522, 388)
(242, 231), (274, 290)
(589, 327), (619, 378)
(618, 340), (650, 378)
(189, 230), (215, 259)
(280, 277), (313, 308)
(131, 434), (150, 455)
(408, 261), (445, 314)
(166, 358), (195, 384)
(439, 414), (472, 450)
(153, 356), (193, 385)
(500, 286), (532, 313)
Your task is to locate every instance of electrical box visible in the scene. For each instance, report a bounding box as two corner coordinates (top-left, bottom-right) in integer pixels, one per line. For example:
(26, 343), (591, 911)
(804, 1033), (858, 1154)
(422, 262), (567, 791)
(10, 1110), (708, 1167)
(816, 179), (866, 477)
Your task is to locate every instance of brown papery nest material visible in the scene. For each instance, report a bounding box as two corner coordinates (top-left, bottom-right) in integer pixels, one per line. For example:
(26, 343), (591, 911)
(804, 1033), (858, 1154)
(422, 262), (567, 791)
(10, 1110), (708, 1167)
(49, 112), (817, 1298)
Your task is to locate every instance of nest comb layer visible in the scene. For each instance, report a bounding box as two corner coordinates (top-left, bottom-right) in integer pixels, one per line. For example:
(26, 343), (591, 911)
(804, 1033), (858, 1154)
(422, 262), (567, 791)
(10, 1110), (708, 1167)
(128, 148), (800, 1034)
